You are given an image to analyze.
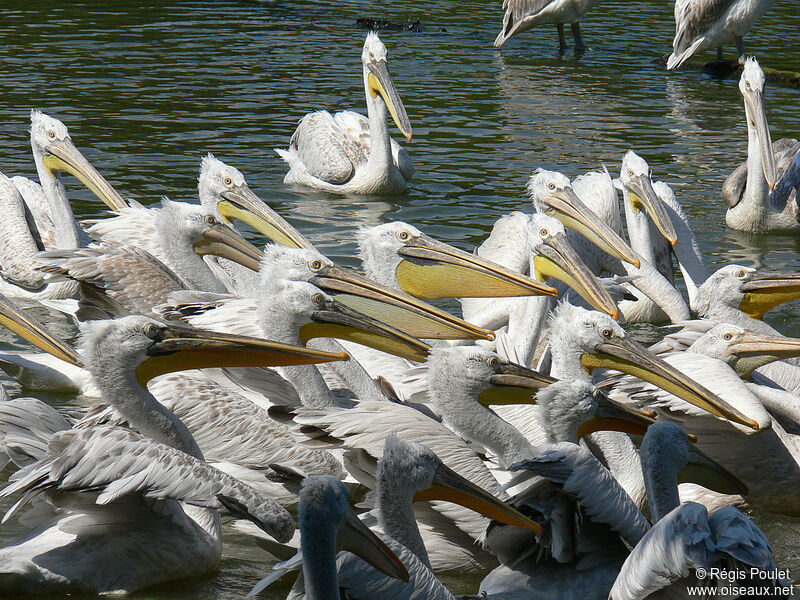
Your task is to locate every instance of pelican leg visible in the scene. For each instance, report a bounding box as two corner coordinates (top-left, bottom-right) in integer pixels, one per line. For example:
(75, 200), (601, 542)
(735, 36), (745, 61)
(557, 24), (568, 50)
(571, 23), (585, 52)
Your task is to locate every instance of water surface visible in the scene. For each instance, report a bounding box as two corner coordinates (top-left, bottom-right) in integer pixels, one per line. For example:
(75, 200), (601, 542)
(0, 1), (799, 597)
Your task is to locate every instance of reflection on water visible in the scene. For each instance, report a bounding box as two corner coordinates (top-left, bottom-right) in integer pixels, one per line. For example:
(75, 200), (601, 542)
(0, 1), (800, 597)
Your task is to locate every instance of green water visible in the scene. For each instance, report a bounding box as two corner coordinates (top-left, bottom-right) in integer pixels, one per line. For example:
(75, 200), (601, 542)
(0, 1), (799, 597)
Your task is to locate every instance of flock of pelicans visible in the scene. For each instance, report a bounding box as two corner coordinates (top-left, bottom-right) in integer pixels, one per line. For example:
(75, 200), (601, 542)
(0, 4), (799, 600)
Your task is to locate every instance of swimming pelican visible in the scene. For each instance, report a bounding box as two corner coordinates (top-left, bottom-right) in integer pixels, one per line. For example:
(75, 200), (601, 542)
(251, 437), (540, 599)
(251, 475), (410, 599)
(37, 201), (263, 318)
(0, 315), (348, 595)
(0, 111), (125, 299)
(493, 0), (603, 50)
(461, 212), (621, 350)
(276, 32), (413, 195)
(667, 0), (778, 69)
(609, 422), (784, 599)
(723, 58), (800, 231)
(614, 151), (708, 321)
(84, 154), (312, 295)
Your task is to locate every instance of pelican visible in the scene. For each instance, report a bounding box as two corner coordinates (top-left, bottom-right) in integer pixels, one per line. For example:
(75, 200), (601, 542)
(615, 151), (708, 317)
(0, 315), (348, 595)
(610, 422), (784, 599)
(251, 475), (410, 599)
(461, 212), (621, 353)
(493, 0), (603, 51)
(0, 111), (126, 299)
(275, 32), (413, 195)
(251, 437), (540, 599)
(37, 200), (263, 319)
(724, 58), (799, 231)
(667, 0), (778, 69)
(84, 153), (311, 295)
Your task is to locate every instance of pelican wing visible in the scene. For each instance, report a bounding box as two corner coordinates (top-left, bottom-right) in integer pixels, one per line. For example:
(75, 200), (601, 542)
(708, 506), (777, 571)
(724, 138), (799, 209)
(82, 200), (165, 263)
(609, 502), (715, 600)
(672, 0), (735, 55)
(1, 425), (294, 541)
(290, 401), (505, 541)
(0, 175), (46, 291)
(0, 397), (72, 470)
(150, 372), (343, 477)
(36, 245), (186, 318)
(288, 111), (367, 185)
(495, 0), (557, 45)
(10, 176), (56, 250)
(514, 443), (650, 547)
(333, 110), (414, 180)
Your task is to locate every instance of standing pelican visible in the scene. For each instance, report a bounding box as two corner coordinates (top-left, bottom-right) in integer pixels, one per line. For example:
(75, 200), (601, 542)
(724, 58), (800, 231)
(667, 0), (778, 69)
(493, 0), (603, 50)
(276, 33), (413, 195)
(0, 315), (348, 595)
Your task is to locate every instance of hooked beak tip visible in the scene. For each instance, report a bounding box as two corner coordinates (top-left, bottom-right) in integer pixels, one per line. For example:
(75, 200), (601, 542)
(688, 433), (698, 443)
(611, 309), (620, 321)
(769, 182), (776, 191)
(406, 134), (413, 142)
(633, 258), (641, 269)
(670, 237), (678, 247)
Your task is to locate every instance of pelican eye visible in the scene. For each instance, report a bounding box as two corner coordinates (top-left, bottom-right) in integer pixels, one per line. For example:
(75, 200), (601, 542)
(309, 259), (324, 271)
(628, 168), (634, 177)
(223, 176), (233, 187)
(547, 182), (556, 191)
(722, 332), (733, 341)
(47, 130), (56, 139)
(369, 51), (375, 60)
(143, 323), (161, 339)
(312, 293), (326, 306)
(600, 328), (613, 338)
(397, 230), (411, 241)
(486, 356), (501, 369)
(204, 215), (217, 226)
(539, 228), (549, 237)
(745, 81), (751, 91)
(735, 270), (746, 278)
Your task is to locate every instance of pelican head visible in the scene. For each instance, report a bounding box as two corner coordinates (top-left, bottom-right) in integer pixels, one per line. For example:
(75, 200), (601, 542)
(691, 323), (800, 378)
(198, 154), (313, 249)
(29, 110), (127, 210)
(641, 422), (747, 521)
(427, 345), (555, 408)
(358, 222), (558, 300)
(378, 435), (541, 533)
(696, 264), (800, 320)
(257, 276), (430, 362)
(257, 245), (494, 341)
(78, 315), (348, 387)
(739, 58), (776, 190)
(527, 169), (640, 268)
(362, 32), (412, 142)
(527, 215), (620, 319)
(549, 303), (759, 430)
(299, 475), (409, 588)
(155, 199), (263, 272)
(535, 379), (655, 443)
(618, 151), (678, 246)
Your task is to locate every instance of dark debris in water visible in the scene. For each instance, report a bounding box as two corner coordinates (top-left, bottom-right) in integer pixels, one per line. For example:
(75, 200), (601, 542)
(355, 18), (446, 33)
(654, 54), (800, 89)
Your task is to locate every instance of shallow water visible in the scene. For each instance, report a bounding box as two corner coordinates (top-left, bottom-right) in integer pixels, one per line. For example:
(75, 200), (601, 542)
(0, 1), (799, 597)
